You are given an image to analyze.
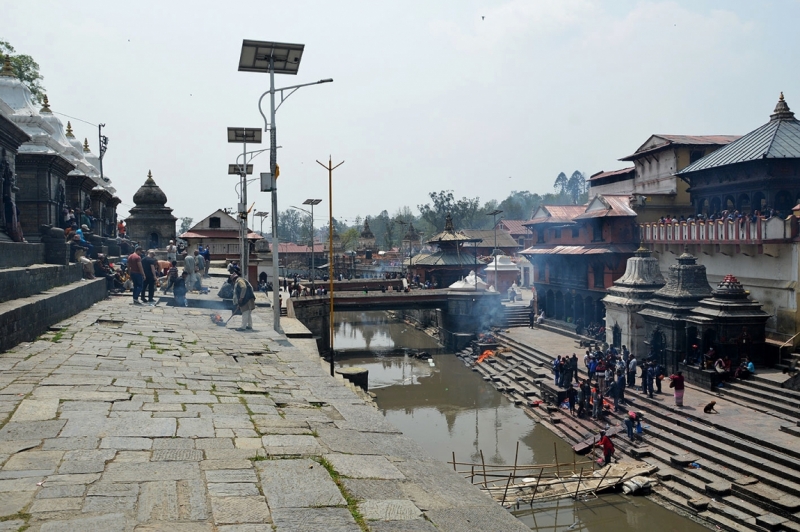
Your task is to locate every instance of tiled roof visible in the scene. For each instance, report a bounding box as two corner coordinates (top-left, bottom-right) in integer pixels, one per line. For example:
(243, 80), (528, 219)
(621, 134), (740, 161)
(461, 229), (520, 248)
(498, 219), (532, 235)
(524, 205), (586, 226)
(520, 244), (638, 256)
(588, 167), (635, 181)
(680, 96), (800, 174)
(411, 250), (479, 266)
(574, 195), (637, 220)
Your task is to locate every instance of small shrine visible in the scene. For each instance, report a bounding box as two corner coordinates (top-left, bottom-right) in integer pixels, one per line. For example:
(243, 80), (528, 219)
(358, 219), (376, 256)
(410, 213), (481, 288)
(638, 249), (712, 371)
(124, 171), (176, 249)
(482, 255), (519, 294)
(603, 246), (666, 356)
(685, 274), (770, 365)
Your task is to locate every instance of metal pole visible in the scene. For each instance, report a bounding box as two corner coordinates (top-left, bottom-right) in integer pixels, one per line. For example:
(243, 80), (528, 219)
(98, 124), (104, 182)
(269, 57), (282, 333)
(318, 157), (344, 376)
(241, 131), (248, 275)
(310, 203), (315, 288)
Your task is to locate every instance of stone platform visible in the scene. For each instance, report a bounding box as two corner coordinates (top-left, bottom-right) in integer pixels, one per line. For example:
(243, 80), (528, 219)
(0, 278), (527, 531)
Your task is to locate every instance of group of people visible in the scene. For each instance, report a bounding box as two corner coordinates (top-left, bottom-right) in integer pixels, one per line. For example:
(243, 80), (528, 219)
(657, 207), (781, 226)
(554, 344), (688, 423)
(686, 344), (756, 382)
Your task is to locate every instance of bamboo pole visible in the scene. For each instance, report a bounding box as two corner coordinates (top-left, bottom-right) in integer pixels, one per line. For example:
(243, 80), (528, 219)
(573, 468), (583, 499)
(554, 442), (560, 477)
(512, 441), (519, 482)
(480, 450), (488, 489)
(500, 471), (513, 507)
(452, 451), (456, 471)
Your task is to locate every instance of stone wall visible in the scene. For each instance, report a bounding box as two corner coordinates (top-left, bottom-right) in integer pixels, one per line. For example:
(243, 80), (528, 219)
(0, 263), (83, 304)
(0, 242), (44, 268)
(0, 277), (107, 353)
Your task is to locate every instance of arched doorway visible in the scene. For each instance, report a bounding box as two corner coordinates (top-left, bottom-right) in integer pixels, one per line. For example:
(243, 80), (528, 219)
(546, 290), (555, 318)
(555, 292), (564, 321)
(699, 198), (710, 215)
(738, 193), (750, 213)
(584, 296), (594, 325)
(149, 232), (160, 249)
(574, 297), (585, 327)
(612, 324), (622, 348)
(595, 300), (605, 325)
(710, 197), (721, 215)
(724, 196), (735, 211)
(650, 328), (666, 366)
(752, 192), (766, 213)
(775, 190), (792, 213)
(564, 292), (574, 323)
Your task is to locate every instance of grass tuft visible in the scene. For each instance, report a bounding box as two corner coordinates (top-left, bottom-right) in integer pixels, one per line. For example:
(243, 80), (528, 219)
(315, 457), (368, 531)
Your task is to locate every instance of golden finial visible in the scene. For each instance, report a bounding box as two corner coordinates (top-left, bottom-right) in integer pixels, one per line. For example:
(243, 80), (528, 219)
(780, 91), (785, 102)
(40, 94), (51, 113)
(65, 121), (74, 138)
(83, 138), (90, 152)
(0, 55), (14, 77)
(147, 170), (153, 179)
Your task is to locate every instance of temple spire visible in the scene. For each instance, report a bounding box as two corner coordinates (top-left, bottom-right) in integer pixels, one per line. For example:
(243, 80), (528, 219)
(65, 121), (74, 138)
(770, 91), (795, 121)
(0, 55), (13, 77)
(83, 138), (90, 152)
(40, 94), (51, 114)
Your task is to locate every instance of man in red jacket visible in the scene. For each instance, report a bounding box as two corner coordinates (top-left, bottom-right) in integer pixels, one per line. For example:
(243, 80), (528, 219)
(596, 430), (615, 465)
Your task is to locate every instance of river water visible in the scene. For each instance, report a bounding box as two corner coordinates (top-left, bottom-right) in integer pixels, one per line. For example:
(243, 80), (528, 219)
(334, 311), (709, 532)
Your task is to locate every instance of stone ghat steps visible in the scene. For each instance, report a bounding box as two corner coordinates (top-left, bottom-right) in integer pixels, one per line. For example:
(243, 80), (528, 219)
(0, 277), (107, 352)
(734, 375), (800, 403)
(0, 241), (45, 269)
(491, 332), (800, 529)
(0, 263), (84, 304)
(716, 381), (800, 421)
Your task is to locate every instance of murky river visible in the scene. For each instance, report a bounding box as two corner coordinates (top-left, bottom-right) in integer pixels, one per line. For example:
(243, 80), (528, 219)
(334, 311), (709, 531)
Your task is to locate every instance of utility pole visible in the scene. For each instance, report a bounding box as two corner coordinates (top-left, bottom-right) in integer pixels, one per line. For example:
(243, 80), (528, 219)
(317, 156), (344, 376)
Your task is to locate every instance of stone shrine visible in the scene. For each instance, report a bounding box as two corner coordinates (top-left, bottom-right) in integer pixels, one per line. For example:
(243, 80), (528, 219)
(124, 170), (176, 249)
(603, 245), (666, 357)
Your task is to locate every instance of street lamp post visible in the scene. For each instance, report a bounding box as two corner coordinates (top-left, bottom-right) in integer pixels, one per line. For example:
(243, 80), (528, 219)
(317, 157), (344, 376)
(227, 128), (262, 276)
(238, 39), (332, 333)
(254, 211), (269, 235)
(487, 209), (503, 257)
(303, 199), (321, 286)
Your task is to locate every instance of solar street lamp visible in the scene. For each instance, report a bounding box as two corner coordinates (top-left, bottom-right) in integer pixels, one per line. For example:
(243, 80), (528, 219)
(238, 39), (333, 333)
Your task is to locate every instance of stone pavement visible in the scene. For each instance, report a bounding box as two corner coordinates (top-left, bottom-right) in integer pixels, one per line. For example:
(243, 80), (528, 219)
(0, 283), (528, 531)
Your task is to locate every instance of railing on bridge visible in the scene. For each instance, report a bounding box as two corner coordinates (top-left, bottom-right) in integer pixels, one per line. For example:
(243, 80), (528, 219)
(639, 216), (790, 245)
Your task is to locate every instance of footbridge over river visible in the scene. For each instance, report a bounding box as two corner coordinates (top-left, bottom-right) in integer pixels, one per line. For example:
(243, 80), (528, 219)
(287, 289), (505, 354)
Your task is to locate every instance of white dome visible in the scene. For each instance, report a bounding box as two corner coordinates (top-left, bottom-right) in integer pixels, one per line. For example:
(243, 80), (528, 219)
(449, 270), (490, 291)
(483, 254), (519, 272)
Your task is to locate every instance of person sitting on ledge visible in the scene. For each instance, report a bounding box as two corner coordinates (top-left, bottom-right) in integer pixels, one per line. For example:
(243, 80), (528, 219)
(735, 357), (756, 379)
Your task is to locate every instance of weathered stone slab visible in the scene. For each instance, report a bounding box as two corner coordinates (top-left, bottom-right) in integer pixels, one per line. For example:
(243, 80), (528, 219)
(102, 461), (200, 482)
(756, 513), (789, 531)
(687, 497), (710, 511)
(426, 506), (530, 532)
(270, 507), (360, 532)
(359, 499), (423, 521)
(195, 438), (234, 450)
(137, 481), (179, 522)
(261, 435), (321, 456)
(40, 512), (132, 532)
(341, 479), (405, 501)
(42, 436), (99, 450)
(0, 440), (40, 455)
(210, 496), (271, 525)
(3, 450), (63, 471)
(256, 459), (344, 509)
(10, 398), (59, 422)
(159, 394), (218, 404)
(0, 476), (43, 492)
(29, 496), (83, 513)
(36, 484), (86, 499)
(324, 454), (405, 480)
(0, 491), (35, 517)
(83, 493), (137, 513)
(369, 520), (439, 532)
(705, 481), (732, 496)
(178, 418), (215, 438)
(200, 459), (253, 471)
(100, 437), (153, 450)
(205, 469), (257, 484)
(207, 482), (260, 497)
(152, 449), (204, 461)
(317, 428), (381, 455)
(153, 438), (195, 450)
(135, 524), (215, 532)
(216, 525), (272, 532)
(0, 420), (65, 441)
(670, 454), (700, 467)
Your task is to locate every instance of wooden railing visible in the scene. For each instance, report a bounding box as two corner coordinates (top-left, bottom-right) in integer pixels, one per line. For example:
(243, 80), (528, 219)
(640, 217), (789, 245)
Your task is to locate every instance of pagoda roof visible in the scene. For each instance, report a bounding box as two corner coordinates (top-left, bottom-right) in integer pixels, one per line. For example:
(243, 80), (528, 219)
(679, 93), (800, 175)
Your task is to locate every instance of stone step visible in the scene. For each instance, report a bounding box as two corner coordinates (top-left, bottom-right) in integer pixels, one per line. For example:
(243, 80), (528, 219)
(699, 506), (764, 532)
(0, 278), (107, 352)
(0, 241), (45, 269)
(735, 377), (800, 403)
(717, 383), (800, 420)
(0, 263), (84, 304)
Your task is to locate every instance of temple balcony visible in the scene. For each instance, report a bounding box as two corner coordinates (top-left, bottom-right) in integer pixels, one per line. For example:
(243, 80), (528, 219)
(640, 216), (794, 247)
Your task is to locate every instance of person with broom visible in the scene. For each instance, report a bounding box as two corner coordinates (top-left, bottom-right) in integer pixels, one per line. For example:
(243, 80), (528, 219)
(230, 268), (256, 332)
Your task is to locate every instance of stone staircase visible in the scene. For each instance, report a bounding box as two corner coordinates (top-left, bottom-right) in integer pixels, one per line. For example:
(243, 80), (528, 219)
(0, 242), (107, 352)
(502, 304), (529, 327)
(474, 331), (800, 532)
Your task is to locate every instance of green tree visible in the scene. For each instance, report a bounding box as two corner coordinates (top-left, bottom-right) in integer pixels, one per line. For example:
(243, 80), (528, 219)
(339, 227), (360, 251)
(179, 217), (193, 234)
(0, 40), (45, 103)
(417, 190), (485, 233)
(553, 172), (568, 196)
(566, 171), (587, 204)
(498, 191), (543, 220)
(277, 208), (302, 242)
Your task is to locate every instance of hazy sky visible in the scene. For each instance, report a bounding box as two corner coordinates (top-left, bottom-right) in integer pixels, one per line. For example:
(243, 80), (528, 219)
(5, 1), (800, 228)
